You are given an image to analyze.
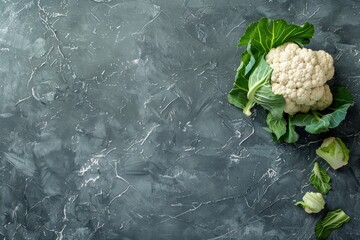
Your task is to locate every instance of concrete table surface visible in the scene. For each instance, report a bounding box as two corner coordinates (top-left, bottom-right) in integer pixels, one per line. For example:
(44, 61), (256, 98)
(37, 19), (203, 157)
(0, 0), (359, 239)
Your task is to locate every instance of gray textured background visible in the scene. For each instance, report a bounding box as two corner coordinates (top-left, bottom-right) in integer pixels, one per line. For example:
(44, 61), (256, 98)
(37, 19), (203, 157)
(0, 0), (359, 239)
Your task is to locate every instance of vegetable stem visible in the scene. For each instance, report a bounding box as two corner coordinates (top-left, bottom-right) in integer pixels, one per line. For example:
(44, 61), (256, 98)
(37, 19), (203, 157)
(243, 100), (254, 116)
(311, 110), (322, 121)
(243, 72), (266, 116)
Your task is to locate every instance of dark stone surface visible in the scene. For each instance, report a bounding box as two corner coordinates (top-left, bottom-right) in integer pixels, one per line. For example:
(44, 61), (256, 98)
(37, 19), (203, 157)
(0, 0), (359, 239)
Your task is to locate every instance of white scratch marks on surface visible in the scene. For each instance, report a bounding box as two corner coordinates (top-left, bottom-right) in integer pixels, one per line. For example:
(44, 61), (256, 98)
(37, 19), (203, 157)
(15, 96), (32, 106)
(44, 224), (66, 240)
(109, 185), (131, 206)
(82, 176), (100, 187)
(226, 20), (245, 38)
(113, 162), (130, 185)
(159, 202), (208, 224)
(140, 124), (160, 145)
(139, 10), (162, 33)
(115, 10), (163, 44)
(159, 195), (247, 224)
(4, 153), (36, 177)
(307, 7), (320, 18)
(77, 164), (92, 176)
(26, 70), (36, 90)
(160, 97), (179, 114)
(239, 126), (255, 146)
(31, 87), (41, 101)
(92, 0), (113, 3)
(301, 3), (321, 18)
(93, 147), (117, 158)
(124, 141), (137, 151)
(258, 168), (278, 182)
(91, 12), (101, 23)
(78, 148), (116, 176)
(194, 147), (205, 153)
(58, 46), (65, 58)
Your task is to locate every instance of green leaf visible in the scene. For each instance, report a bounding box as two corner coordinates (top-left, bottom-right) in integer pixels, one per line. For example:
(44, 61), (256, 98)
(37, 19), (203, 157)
(309, 103), (352, 133)
(243, 57), (285, 117)
(227, 52), (252, 110)
(266, 112), (287, 140)
(315, 209), (350, 239)
(316, 137), (350, 170)
(266, 113), (299, 143)
(254, 79), (285, 119)
(227, 86), (249, 110)
(228, 18), (314, 117)
(309, 162), (331, 194)
(244, 43), (257, 75)
(290, 113), (317, 127)
(244, 18), (314, 57)
(281, 115), (299, 143)
(291, 86), (355, 134)
(304, 111), (331, 134)
(245, 56), (273, 102)
(329, 86), (354, 109)
(239, 22), (258, 46)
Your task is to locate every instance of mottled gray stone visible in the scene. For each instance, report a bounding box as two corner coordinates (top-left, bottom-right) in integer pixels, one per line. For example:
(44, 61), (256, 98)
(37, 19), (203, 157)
(0, 0), (359, 239)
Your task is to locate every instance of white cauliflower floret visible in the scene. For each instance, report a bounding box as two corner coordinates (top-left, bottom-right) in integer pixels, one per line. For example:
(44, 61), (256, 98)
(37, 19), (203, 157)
(312, 84), (333, 111)
(266, 42), (334, 115)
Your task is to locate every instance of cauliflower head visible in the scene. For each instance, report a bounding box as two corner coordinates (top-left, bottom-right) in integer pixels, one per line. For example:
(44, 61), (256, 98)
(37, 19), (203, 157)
(266, 42), (334, 115)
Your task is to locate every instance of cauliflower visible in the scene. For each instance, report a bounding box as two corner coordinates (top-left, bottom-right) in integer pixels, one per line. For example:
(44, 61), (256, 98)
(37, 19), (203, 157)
(228, 18), (354, 143)
(266, 42), (335, 115)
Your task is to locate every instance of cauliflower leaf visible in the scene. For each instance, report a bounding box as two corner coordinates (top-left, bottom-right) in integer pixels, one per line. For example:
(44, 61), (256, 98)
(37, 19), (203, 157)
(266, 86), (354, 143)
(239, 18), (314, 54)
(309, 162), (331, 195)
(228, 18), (314, 117)
(244, 57), (285, 118)
(266, 111), (287, 140)
(291, 86), (354, 134)
(315, 209), (350, 239)
(270, 113), (299, 143)
(316, 137), (350, 170)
